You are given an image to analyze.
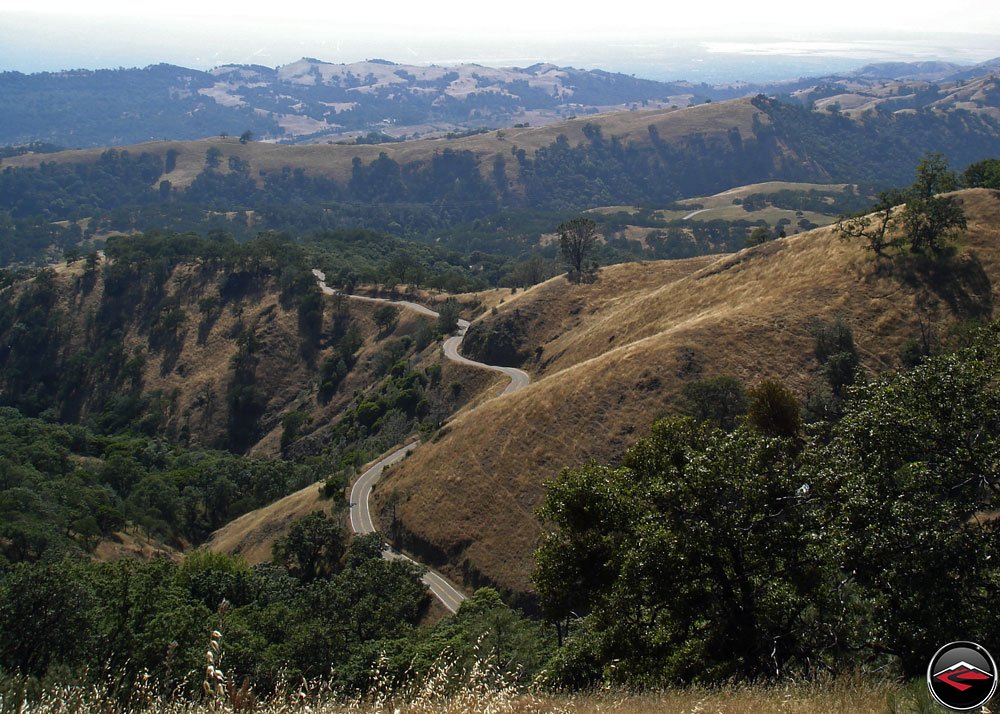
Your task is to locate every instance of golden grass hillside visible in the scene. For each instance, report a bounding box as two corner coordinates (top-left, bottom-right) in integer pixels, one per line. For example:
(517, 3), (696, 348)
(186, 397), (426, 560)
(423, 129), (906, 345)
(374, 189), (1000, 599)
(205, 356), (504, 564)
(2, 99), (765, 190)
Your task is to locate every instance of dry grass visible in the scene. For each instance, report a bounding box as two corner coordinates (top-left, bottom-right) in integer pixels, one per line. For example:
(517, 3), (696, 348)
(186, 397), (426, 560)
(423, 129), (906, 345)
(203, 480), (332, 564)
(1, 664), (909, 714)
(375, 189), (1000, 596)
(2, 99), (763, 189)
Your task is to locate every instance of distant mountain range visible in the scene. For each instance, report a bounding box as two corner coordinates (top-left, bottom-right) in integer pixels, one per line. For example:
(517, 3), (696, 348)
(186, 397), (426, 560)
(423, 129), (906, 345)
(2, 55), (997, 150)
(0, 58), (717, 148)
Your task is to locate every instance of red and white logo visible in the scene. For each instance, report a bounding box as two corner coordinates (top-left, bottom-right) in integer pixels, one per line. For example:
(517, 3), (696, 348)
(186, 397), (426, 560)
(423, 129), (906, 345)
(934, 661), (994, 692)
(928, 642), (998, 711)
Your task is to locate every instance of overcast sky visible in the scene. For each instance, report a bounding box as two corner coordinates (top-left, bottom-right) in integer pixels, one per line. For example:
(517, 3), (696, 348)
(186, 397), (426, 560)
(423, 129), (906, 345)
(2, 0), (999, 78)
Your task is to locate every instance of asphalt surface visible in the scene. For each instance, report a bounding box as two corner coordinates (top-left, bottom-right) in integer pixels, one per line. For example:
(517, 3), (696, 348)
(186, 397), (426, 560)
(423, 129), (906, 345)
(314, 269), (530, 611)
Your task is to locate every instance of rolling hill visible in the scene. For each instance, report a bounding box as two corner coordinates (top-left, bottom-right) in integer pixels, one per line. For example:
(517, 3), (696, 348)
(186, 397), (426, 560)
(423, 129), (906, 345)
(369, 188), (1000, 605)
(0, 59), (708, 148)
(5, 89), (1000, 252)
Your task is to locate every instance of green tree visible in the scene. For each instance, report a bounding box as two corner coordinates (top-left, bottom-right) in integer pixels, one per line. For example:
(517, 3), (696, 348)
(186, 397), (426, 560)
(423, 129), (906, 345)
(809, 318), (859, 397)
(386, 254), (414, 288)
(744, 226), (771, 248)
(0, 561), (95, 676)
(535, 418), (837, 685)
(746, 379), (801, 439)
(436, 298), (461, 335)
(679, 375), (747, 431)
(557, 217), (598, 283)
(373, 304), (400, 336)
(805, 325), (1000, 675)
(962, 158), (1000, 188)
(205, 146), (223, 169)
(281, 410), (311, 453)
(901, 153), (966, 253)
(910, 152), (958, 198)
(272, 511), (346, 582)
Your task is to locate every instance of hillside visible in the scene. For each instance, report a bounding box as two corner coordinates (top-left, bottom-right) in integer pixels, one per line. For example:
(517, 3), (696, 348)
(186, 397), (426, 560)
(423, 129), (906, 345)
(0, 235), (499, 464)
(5, 91), (1000, 270)
(3, 56), (999, 151)
(372, 188), (1000, 603)
(0, 59), (706, 148)
(0, 98), (764, 187)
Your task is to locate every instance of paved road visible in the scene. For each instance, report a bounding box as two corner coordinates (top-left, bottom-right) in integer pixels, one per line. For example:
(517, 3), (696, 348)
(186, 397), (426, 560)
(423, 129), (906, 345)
(313, 269), (530, 397)
(314, 268), (530, 611)
(443, 320), (530, 396)
(682, 207), (713, 220)
(348, 441), (466, 613)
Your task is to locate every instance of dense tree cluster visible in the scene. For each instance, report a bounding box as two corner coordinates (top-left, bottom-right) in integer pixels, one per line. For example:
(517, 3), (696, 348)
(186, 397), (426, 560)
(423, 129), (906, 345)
(0, 409), (318, 564)
(535, 321), (1000, 686)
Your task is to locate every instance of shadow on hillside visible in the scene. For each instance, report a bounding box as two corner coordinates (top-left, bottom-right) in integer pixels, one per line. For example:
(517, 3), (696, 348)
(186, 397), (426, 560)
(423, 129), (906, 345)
(890, 250), (994, 319)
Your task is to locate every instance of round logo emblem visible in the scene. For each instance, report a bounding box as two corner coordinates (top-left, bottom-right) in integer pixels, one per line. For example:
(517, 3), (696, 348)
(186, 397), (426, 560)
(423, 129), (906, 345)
(927, 641), (997, 711)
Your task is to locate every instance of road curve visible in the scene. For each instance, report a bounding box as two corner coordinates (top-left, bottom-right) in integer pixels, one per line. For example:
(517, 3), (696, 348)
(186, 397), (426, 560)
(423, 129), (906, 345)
(444, 320), (530, 396)
(314, 268), (530, 611)
(682, 207), (713, 220)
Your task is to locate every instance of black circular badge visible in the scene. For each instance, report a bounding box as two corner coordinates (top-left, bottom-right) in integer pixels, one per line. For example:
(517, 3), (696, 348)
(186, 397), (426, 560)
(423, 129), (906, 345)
(927, 641), (998, 711)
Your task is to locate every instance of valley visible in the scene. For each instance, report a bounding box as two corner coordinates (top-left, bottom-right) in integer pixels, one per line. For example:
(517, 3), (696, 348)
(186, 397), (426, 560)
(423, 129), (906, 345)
(2, 42), (1000, 710)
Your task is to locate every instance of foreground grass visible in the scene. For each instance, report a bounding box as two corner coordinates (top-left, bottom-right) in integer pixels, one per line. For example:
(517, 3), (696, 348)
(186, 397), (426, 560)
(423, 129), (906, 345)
(2, 677), (930, 714)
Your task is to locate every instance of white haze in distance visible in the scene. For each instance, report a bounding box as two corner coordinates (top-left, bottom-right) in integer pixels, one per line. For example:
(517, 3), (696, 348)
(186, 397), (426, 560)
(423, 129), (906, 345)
(2, 0), (999, 77)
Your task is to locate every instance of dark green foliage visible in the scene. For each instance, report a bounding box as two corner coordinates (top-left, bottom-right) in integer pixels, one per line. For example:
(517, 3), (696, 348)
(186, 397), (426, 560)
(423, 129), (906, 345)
(536, 322), (1000, 685)
(679, 375), (748, 430)
(373, 304), (400, 336)
(900, 153), (967, 253)
(318, 325), (363, 403)
(436, 298), (461, 335)
(741, 187), (870, 215)
(802, 323), (1000, 675)
(461, 311), (527, 367)
(809, 318), (860, 398)
(204, 146), (222, 169)
(271, 511), (346, 583)
(0, 549), (429, 697)
(744, 225), (772, 247)
(280, 411), (311, 453)
(0, 408), (317, 561)
(901, 194), (967, 253)
(365, 587), (552, 691)
(746, 379), (802, 439)
(0, 561), (96, 676)
(226, 329), (266, 452)
(535, 418), (831, 684)
(962, 157), (1000, 188)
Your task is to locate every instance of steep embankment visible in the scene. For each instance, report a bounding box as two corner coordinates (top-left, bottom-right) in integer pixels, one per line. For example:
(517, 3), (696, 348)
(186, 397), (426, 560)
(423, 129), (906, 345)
(375, 189), (1000, 601)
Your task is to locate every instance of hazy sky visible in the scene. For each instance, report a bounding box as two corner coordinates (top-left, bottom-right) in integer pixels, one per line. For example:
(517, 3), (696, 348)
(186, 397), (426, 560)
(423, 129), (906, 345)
(2, 0), (999, 79)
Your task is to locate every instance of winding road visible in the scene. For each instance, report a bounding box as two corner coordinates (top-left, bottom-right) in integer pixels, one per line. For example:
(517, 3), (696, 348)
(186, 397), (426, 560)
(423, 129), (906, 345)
(312, 269), (530, 612)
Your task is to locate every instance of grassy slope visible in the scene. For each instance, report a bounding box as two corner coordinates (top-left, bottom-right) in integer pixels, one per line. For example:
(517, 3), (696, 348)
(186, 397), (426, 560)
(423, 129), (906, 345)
(374, 189), (1000, 599)
(2, 100), (763, 189)
(206, 355), (504, 564)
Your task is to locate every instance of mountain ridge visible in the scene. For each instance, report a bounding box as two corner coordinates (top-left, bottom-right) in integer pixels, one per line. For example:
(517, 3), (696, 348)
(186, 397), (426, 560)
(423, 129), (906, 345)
(4, 55), (1000, 150)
